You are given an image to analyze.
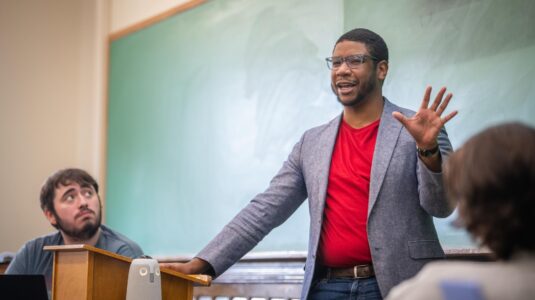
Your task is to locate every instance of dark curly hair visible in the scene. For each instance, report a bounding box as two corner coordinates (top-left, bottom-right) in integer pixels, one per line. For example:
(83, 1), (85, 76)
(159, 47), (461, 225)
(40, 168), (100, 216)
(444, 123), (535, 260)
(335, 28), (389, 65)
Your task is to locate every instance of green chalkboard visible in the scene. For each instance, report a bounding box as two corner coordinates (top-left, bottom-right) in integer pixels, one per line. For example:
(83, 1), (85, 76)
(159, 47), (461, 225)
(107, 0), (535, 256)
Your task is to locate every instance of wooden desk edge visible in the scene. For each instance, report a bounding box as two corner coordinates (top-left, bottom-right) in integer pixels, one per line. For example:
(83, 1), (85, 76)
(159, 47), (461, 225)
(44, 244), (211, 286)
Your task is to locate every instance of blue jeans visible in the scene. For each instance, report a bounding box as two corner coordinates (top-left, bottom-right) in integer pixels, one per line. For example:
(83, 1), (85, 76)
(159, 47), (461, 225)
(308, 277), (382, 300)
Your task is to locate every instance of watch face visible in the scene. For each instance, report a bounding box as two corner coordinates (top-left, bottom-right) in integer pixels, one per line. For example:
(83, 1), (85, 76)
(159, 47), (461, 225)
(417, 145), (439, 157)
(422, 149), (433, 157)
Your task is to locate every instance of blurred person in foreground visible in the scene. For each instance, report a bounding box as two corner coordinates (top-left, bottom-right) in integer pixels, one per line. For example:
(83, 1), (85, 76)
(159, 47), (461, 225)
(387, 122), (535, 300)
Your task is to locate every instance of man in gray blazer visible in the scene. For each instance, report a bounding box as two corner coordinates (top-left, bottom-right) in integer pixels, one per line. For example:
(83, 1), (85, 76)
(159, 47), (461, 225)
(162, 28), (458, 299)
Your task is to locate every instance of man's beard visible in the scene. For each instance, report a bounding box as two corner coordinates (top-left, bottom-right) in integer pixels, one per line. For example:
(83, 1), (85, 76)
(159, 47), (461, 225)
(333, 72), (377, 107)
(55, 208), (102, 241)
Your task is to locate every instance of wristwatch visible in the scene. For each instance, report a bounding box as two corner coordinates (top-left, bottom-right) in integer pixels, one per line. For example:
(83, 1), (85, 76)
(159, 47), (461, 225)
(417, 144), (439, 157)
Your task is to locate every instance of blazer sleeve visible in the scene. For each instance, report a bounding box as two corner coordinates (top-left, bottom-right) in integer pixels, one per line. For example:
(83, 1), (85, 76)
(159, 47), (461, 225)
(195, 133), (309, 277)
(416, 126), (456, 218)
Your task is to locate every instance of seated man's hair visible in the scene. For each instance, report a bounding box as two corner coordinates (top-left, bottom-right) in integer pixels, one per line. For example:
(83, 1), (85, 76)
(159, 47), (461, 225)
(445, 122), (535, 260)
(40, 168), (99, 214)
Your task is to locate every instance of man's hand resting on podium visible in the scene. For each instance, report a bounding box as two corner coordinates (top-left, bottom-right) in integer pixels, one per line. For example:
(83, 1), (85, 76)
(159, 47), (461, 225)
(159, 257), (213, 275)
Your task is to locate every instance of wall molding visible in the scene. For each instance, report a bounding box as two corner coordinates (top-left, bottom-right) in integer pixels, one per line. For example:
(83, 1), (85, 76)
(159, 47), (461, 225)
(109, 0), (205, 41)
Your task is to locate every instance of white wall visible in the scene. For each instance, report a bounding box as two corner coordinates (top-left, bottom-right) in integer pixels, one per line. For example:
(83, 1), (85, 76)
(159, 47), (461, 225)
(110, 0), (191, 34)
(0, 0), (109, 252)
(0, 0), (195, 254)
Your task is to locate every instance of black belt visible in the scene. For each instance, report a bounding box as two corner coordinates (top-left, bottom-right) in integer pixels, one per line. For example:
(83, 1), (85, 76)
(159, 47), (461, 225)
(322, 264), (375, 279)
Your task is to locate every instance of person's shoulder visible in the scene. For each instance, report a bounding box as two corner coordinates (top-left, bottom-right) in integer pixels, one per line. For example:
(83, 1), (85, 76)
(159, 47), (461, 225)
(386, 261), (477, 300)
(420, 259), (483, 274)
(19, 231), (62, 252)
(384, 97), (416, 117)
(99, 225), (136, 244)
(411, 259), (503, 285)
(98, 225), (144, 257)
(6, 231), (61, 274)
(302, 114), (341, 137)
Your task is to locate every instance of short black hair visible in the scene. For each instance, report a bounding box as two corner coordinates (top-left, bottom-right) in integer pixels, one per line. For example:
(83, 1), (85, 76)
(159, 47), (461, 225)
(445, 123), (535, 260)
(40, 168), (99, 214)
(335, 28), (389, 63)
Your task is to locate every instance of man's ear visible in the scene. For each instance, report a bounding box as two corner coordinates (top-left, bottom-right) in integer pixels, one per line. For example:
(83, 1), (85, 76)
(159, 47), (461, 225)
(376, 60), (388, 81)
(44, 209), (57, 226)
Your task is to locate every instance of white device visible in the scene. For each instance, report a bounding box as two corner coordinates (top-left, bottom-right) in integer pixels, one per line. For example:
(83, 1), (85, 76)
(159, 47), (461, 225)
(126, 257), (162, 300)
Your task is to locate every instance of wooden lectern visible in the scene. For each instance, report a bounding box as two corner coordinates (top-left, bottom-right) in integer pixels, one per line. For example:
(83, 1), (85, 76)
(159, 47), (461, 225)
(44, 245), (210, 300)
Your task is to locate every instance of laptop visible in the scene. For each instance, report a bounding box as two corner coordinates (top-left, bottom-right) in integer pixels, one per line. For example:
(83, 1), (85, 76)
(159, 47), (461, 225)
(0, 274), (49, 300)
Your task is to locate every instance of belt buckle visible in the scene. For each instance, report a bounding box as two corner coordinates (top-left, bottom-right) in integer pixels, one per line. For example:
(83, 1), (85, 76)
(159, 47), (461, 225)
(353, 264), (368, 279)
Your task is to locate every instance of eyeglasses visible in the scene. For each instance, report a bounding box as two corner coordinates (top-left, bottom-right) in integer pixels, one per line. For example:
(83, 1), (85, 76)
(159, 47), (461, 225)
(325, 54), (378, 70)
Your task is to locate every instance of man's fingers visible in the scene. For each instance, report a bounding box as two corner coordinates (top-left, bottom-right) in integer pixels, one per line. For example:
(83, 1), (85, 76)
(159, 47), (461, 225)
(159, 262), (173, 269)
(436, 93), (453, 115)
(160, 262), (180, 272)
(430, 87), (447, 111)
(392, 111), (408, 126)
(442, 110), (458, 124)
(420, 86), (432, 110)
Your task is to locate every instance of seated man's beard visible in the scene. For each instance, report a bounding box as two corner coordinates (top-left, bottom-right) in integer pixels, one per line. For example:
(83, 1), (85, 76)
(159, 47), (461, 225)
(55, 211), (101, 241)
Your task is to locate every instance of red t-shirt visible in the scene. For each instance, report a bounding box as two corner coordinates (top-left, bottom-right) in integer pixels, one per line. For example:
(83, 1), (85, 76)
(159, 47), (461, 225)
(318, 118), (379, 267)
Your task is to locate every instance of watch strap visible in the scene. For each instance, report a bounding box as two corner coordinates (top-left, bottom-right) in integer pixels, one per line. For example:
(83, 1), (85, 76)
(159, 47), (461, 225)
(417, 144), (440, 157)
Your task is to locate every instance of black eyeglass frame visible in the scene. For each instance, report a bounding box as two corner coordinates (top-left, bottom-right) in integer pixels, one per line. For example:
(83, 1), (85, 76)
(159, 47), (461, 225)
(325, 54), (379, 70)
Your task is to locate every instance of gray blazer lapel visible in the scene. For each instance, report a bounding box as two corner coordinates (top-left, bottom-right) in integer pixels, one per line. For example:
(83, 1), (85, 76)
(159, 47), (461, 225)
(368, 99), (403, 214)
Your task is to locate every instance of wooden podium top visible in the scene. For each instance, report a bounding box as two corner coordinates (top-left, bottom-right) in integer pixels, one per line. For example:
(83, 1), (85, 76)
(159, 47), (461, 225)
(44, 244), (210, 285)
